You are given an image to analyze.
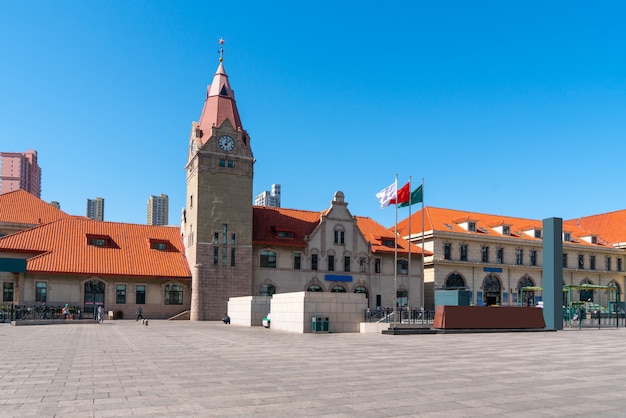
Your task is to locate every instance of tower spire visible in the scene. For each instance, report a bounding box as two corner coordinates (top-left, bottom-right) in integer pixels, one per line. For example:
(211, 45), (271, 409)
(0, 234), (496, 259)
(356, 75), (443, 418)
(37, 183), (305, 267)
(196, 38), (244, 145)
(219, 37), (224, 62)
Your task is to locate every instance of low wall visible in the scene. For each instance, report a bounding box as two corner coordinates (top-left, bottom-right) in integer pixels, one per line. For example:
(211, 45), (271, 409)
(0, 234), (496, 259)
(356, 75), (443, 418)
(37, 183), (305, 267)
(433, 306), (546, 329)
(270, 291), (367, 333)
(360, 322), (391, 333)
(227, 296), (271, 326)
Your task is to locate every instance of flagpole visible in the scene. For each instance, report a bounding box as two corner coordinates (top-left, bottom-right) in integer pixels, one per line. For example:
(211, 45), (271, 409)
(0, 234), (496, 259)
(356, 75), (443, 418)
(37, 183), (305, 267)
(393, 173), (398, 327)
(421, 177), (425, 325)
(407, 176), (412, 323)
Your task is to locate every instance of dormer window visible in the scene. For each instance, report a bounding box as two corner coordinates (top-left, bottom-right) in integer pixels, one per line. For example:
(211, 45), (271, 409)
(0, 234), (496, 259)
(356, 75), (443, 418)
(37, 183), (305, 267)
(381, 239), (395, 247)
(150, 239), (172, 251)
(563, 232), (571, 242)
(580, 235), (599, 245)
(87, 235), (113, 247)
(276, 230), (294, 239)
(502, 226), (510, 236)
(454, 218), (477, 232)
(534, 229), (542, 238)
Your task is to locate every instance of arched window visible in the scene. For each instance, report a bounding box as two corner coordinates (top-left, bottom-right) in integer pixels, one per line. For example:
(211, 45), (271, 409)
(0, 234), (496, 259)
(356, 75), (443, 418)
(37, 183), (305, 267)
(164, 283), (183, 305)
(445, 273), (465, 289)
(396, 289), (408, 307)
(579, 279), (594, 302)
(608, 282), (621, 312)
(354, 286), (369, 299)
(307, 284), (323, 292)
(259, 284), (276, 296)
(331, 285), (346, 293)
(608, 281), (621, 295)
(333, 227), (345, 245)
(518, 276), (534, 306)
(482, 274), (501, 306)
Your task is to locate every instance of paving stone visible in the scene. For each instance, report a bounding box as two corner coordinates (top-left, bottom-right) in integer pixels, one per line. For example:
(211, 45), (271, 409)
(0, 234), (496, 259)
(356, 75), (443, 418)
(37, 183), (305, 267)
(1, 321), (626, 417)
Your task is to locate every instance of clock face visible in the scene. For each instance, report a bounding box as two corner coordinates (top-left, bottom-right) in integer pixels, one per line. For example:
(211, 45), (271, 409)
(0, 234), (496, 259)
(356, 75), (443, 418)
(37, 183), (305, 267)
(218, 135), (235, 152)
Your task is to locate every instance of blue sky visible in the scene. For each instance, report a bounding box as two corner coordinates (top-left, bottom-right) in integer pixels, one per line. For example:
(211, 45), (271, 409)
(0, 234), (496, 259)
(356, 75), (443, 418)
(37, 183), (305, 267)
(1, 1), (625, 228)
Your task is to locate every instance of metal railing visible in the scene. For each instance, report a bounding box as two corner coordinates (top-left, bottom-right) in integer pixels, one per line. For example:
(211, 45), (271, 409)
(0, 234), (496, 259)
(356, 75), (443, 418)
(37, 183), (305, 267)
(0, 305), (87, 322)
(565, 307), (626, 329)
(363, 308), (435, 323)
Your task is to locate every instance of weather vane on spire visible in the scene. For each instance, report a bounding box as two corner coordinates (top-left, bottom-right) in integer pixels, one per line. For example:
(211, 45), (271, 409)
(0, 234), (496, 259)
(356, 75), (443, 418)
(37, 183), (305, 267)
(218, 38), (225, 62)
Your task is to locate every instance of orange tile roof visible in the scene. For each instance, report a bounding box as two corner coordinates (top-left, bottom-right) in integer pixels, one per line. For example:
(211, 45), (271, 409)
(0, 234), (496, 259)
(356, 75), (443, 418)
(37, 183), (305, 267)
(0, 217), (190, 278)
(398, 206), (604, 247)
(356, 216), (428, 256)
(253, 206), (320, 247)
(0, 189), (72, 225)
(252, 206), (427, 255)
(565, 210), (626, 246)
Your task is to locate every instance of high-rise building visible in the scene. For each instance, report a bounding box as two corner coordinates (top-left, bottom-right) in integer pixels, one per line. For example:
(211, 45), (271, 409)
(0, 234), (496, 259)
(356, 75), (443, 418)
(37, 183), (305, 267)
(147, 194), (169, 225)
(254, 184), (281, 207)
(0, 150), (41, 197)
(86, 197), (104, 221)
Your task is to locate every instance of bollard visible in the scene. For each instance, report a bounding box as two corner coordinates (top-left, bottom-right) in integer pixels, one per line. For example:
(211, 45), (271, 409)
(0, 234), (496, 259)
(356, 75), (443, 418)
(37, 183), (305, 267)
(144, 319), (148, 326)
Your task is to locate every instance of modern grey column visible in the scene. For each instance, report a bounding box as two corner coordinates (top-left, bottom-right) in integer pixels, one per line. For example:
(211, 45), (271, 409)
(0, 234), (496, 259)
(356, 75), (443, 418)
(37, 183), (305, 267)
(543, 218), (563, 330)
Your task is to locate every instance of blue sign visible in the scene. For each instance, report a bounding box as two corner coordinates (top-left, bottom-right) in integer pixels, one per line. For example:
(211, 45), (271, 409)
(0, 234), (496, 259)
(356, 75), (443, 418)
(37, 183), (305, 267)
(324, 274), (352, 282)
(483, 267), (503, 273)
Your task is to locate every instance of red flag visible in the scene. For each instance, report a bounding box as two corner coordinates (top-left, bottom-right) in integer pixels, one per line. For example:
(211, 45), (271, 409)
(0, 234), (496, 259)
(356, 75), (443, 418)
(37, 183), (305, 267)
(391, 182), (410, 205)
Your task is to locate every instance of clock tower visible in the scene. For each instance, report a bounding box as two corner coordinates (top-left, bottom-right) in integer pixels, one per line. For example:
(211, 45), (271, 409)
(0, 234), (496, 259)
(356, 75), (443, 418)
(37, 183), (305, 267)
(184, 41), (254, 320)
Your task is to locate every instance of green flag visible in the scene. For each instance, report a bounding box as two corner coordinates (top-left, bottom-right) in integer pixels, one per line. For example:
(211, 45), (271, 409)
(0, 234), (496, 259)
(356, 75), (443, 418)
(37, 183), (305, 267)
(398, 184), (423, 208)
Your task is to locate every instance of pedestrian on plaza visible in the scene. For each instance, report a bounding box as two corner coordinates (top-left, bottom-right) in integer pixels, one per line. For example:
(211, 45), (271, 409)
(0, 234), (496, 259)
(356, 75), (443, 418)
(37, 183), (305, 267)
(136, 306), (144, 321)
(223, 313), (231, 324)
(62, 304), (71, 320)
(97, 306), (104, 323)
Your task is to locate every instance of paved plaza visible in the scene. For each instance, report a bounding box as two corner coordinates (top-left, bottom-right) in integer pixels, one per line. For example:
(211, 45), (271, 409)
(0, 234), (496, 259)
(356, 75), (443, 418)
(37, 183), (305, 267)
(1, 320), (625, 417)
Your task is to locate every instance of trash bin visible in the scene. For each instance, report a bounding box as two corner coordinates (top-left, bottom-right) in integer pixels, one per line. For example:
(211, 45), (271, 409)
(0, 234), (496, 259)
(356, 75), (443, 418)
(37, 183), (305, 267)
(312, 317), (321, 332)
(322, 317), (329, 332)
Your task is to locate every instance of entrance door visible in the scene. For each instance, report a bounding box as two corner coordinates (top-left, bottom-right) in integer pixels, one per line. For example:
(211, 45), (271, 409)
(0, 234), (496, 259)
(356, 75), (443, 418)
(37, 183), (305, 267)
(84, 280), (105, 319)
(483, 274), (501, 306)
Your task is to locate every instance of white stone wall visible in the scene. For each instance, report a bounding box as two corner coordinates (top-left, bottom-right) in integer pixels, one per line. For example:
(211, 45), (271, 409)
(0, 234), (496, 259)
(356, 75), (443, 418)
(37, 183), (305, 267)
(227, 295), (271, 326)
(269, 291), (367, 333)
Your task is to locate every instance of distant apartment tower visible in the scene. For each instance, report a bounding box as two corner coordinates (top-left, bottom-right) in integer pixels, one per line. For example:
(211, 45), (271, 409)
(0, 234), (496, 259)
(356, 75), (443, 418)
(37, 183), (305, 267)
(254, 184), (281, 207)
(0, 150), (41, 197)
(86, 197), (104, 221)
(147, 194), (169, 225)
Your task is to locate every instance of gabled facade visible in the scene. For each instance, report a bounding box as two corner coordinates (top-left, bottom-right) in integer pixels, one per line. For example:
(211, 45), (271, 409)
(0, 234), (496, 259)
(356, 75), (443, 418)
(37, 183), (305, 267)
(252, 191), (426, 310)
(398, 207), (625, 310)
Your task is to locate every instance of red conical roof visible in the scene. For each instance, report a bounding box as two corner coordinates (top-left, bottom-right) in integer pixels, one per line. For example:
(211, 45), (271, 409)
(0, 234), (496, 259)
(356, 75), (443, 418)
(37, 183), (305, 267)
(197, 61), (243, 145)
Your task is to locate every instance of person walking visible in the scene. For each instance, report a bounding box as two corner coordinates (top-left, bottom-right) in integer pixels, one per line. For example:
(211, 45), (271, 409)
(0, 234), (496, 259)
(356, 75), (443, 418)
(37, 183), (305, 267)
(97, 306), (104, 323)
(62, 304), (71, 320)
(136, 306), (144, 321)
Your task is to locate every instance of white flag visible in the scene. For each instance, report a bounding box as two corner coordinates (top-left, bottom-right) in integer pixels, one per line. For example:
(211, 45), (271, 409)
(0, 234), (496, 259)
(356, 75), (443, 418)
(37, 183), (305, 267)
(376, 181), (397, 208)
